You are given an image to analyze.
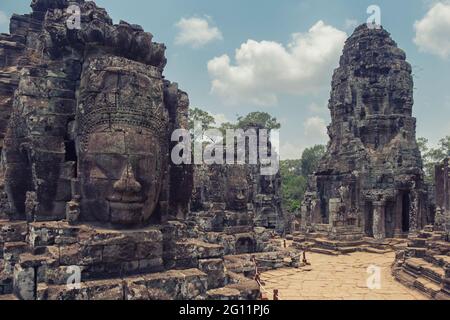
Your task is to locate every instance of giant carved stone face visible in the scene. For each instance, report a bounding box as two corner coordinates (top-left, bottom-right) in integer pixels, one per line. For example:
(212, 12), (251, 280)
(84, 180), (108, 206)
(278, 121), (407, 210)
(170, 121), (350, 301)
(225, 166), (250, 211)
(76, 55), (167, 228)
(79, 126), (164, 227)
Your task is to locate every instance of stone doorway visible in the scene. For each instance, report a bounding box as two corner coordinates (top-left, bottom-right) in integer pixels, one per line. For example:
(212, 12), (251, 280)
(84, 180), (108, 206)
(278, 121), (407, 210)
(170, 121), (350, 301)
(364, 202), (374, 237)
(402, 192), (410, 233)
(235, 236), (256, 254)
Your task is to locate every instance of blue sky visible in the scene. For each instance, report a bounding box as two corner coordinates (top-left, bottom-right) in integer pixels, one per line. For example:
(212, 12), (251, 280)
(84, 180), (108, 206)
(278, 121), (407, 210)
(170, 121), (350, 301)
(1, 0), (449, 159)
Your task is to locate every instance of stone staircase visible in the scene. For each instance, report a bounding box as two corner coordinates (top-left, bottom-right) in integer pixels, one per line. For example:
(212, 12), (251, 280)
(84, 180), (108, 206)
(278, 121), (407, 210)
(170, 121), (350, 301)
(393, 227), (450, 300)
(291, 233), (400, 256)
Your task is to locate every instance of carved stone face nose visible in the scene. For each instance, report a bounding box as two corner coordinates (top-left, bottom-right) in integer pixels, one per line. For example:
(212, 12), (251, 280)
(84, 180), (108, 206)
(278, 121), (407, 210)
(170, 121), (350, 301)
(113, 163), (142, 195)
(236, 190), (246, 201)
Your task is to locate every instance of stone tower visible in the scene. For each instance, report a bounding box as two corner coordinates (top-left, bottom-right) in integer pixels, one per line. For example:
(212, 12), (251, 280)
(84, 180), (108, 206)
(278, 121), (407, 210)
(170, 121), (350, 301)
(301, 25), (428, 240)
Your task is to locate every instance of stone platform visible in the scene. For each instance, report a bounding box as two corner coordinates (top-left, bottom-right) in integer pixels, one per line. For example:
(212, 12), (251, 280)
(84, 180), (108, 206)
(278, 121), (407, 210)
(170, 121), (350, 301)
(392, 226), (450, 300)
(0, 219), (261, 300)
(292, 232), (406, 256)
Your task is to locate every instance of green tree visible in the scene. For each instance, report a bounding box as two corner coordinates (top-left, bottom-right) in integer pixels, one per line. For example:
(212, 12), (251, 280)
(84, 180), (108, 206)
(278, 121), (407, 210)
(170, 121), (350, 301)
(279, 145), (325, 214)
(417, 137), (429, 156)
(235, 112), (281, 130)
(301, 145), (326, 177)
(188, 107), (215, 131)
(417, 136), (450, 184)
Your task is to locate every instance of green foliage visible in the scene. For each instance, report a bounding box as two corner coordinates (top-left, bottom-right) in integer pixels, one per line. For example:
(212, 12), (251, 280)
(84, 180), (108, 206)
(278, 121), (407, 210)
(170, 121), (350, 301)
(280, 145), (326, 213)
(235, 112), (281, 130)
(418, 136), (450, 184)
(189, 109), (281, 132)
(189, 107), (216, 131)
(301, 145), (326, 177)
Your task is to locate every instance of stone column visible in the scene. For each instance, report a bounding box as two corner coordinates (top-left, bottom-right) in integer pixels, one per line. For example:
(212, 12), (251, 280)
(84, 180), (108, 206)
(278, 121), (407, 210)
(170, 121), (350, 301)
(373, 201), (386, 240)
(409, 191), (419, 235)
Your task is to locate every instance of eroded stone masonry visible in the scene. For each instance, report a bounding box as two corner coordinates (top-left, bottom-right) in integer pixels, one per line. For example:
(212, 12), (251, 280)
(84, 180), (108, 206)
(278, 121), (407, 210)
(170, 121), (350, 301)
(0, 1), (449, 301)
(392, 158), (450, 300)
(300, 25), (429, 241)
(0, 0), (290, 300)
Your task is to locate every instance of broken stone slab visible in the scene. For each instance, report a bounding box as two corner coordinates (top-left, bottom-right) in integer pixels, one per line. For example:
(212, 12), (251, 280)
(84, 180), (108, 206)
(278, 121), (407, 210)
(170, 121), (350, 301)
(125, 283), (172, 300)
(206, 287), (241, 300)
(0, 221), (28, 243)
(198, 258), (226, 290)
(127, 268), (208, 300)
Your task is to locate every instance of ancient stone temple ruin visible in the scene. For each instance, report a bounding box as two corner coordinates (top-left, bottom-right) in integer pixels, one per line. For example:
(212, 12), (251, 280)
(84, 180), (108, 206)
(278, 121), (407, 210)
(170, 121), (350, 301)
(435, 159), (450, 234)
(300, 25), (429, 241)
(392, 158), (450, 300)
(189, 161), (283, 256)
(0, 0), (273, 300)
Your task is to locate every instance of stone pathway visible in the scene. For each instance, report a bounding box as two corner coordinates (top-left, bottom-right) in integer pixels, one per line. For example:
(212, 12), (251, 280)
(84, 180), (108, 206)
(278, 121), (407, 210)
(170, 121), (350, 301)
(261, 252), (428, 300)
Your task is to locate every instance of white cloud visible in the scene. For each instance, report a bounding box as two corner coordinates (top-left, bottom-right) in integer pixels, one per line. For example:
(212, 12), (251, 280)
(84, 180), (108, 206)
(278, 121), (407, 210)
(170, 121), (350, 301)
(209, 112), (230, 127)
(175, 16), (223, 48)
(0, 11), (8, 25)
(304, 116), (328, 144)
(344, 19), (359, 31)
(207, 21), (347, 106)
(279, 141), (304, 160)
(414, 2), (450, 59)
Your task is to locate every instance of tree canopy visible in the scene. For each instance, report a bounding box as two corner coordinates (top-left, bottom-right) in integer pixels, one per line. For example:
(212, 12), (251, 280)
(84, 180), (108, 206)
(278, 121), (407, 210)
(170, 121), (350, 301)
(418, 136), (450, 183)
(280, 145), (326, 213)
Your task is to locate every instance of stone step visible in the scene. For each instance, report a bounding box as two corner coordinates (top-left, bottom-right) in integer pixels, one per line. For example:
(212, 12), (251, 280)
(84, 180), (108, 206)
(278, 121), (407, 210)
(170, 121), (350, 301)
(337, 246), (360, 254)
(0, 294), (18, 300)
(305, 232), (328, 240)
(418, 231), (434, 239)
(404, 258), (445, 285)
(362, 247), (393, 254)
(309, 247), (339, 256)
(394, 269), (418, 288)
(206, 281), (259, 300)
(433, 255), (450, 268)
(413, 277), (442, 298)
(314, 238), (364, 250)
(408, 238), (427, 248)
(405, 247), (427, 258)
(421, 265), (445, 285)
(36, 268), (209, 301)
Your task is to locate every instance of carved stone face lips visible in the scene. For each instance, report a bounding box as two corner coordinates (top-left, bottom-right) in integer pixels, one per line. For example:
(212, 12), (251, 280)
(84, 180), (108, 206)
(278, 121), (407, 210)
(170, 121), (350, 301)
(108, 194), (144, 208)
(108, 196), (145, 226)
(108, 201), (144, 211)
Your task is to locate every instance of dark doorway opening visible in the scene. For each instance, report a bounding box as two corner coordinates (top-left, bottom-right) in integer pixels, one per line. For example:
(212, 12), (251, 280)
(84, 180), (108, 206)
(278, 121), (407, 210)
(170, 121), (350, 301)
(402, 193), (410, 233)
(64, 141), (77, 162)
(235, 237), (255, 254)
(365, 202), (374, 237)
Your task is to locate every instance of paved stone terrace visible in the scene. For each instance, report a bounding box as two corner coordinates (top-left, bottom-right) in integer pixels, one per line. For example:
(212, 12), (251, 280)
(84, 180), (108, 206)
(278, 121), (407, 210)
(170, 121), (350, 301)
(261, 252), (428, 300)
